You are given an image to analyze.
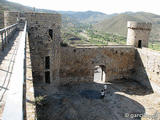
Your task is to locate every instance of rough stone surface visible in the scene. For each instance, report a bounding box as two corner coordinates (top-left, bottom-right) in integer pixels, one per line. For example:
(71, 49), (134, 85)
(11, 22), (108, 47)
(25, 32), (36, 120)
(60, 46), (135, 85)
(1, 11), (160, 120)
(24, 13), (61, 84)
(0, 11), (4, 29)
(133, 48), (160, 92)
(4, 11), (19, 27)
(127, 21), (152, 47)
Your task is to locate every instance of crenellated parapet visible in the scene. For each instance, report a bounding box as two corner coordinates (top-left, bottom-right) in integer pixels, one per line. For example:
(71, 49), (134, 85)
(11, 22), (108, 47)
(127, 21), (152, 48)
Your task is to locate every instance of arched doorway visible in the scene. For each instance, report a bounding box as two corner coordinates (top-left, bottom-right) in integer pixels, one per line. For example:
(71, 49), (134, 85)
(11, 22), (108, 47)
(94, 65), (106, 83)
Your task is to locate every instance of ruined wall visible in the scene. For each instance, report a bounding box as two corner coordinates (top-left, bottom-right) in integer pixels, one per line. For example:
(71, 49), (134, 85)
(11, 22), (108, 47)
(60, 46), (135, 85)
(133, 48), (160, 91)
(4, 11), (19, 27)
(0, 11), (4, 29)
(25, 13), (61, 84)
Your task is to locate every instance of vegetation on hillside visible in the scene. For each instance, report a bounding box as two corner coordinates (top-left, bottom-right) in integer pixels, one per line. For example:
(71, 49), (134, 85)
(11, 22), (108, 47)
(0, 0), (160, 51)
(61, 25), (126, 46)
(94, 12), (160, 42)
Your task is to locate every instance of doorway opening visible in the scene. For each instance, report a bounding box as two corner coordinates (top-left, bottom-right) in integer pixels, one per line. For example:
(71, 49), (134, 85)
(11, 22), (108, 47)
(138, 40), (142, 48)
(45, 71), (50, 84)
(94, 65), (106, 83)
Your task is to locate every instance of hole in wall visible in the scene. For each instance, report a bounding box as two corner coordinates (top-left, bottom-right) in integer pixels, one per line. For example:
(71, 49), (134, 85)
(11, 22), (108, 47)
(120, 52), (124, 55)
(45, 56), (50, 69)
(60, 42), (68, 47)
(49, 29), (53, 39)
(45, 71), (50, 84)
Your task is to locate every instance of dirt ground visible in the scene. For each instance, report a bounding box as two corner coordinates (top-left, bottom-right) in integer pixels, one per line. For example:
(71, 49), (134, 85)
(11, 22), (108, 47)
(34, 79), (160, 120)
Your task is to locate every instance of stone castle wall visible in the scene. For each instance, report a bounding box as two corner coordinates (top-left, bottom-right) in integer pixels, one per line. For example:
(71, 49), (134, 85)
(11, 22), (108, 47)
(24, 13), (61, 84)
(133, 48), (160, 91)
(60, 46), (135, 85)
(4, 11), (19, 27)
(1, 11), (159, 92)
(0, 11), (4, 29)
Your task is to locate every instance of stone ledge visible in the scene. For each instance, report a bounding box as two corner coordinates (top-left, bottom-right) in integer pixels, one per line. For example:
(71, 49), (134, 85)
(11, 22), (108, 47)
(25, 33), (36, 120)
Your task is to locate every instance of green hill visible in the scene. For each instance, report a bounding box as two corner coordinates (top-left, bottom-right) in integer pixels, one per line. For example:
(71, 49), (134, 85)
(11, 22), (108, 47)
(0, 0), (33, 11)
(94, 12), (160, 42)
(58, 11), (112, 24)
(1, 0), (160, 42)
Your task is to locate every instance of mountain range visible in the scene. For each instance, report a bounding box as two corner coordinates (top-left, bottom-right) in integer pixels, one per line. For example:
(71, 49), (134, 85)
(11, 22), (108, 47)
(94, 12), (160, 41)
(1, 0), (160, 41)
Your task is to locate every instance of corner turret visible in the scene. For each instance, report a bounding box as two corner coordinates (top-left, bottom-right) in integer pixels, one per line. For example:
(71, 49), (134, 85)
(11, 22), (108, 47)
(127, 21), (152, 48)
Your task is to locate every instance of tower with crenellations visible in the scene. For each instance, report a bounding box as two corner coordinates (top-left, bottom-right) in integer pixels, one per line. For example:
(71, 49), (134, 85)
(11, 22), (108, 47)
(127, 21), (152, 48)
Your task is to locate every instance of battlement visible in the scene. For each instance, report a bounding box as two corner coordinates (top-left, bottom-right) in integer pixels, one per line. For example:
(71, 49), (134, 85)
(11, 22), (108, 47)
(127, 21), (152, 30)
(127, 21), (152, 48)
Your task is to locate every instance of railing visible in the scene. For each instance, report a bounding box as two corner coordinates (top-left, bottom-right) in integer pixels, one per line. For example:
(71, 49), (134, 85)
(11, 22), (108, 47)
(2, 21), (27, 120)
(0, 23), (18, 51)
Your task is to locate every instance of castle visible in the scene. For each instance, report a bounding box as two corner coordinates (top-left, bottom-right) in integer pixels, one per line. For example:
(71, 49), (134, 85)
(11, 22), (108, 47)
(0, 11), (160, 92)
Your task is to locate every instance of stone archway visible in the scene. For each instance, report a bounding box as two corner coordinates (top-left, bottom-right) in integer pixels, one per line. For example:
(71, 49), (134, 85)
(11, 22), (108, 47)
(94, 65), (106, 83)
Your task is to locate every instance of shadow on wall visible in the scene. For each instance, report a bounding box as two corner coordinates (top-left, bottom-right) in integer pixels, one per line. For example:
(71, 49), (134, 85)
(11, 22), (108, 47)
(28, 31), (44, 84)
(132, 49), (153, 94)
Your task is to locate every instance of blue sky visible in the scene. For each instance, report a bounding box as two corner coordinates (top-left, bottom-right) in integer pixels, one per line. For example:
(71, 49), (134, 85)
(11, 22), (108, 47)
(8, 0), (160, 15)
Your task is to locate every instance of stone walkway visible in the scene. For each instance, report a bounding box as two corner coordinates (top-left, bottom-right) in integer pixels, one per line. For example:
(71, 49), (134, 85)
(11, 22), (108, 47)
(0, 32), (22, 119)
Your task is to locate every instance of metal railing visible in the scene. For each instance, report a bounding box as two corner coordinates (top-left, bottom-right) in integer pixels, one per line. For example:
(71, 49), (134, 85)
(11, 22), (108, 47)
(0, 23), (18, 51)
(2, 21), (27, 120)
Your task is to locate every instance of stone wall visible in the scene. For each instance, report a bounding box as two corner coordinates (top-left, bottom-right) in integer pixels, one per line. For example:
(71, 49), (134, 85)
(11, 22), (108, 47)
(133, 48), (160, 92)
(60, 46), (135, 85)
(25, 12), (61, 84)
(127, 21), (152, 48)
(0, 11), (4, 29)
(4, 11), (19, 27)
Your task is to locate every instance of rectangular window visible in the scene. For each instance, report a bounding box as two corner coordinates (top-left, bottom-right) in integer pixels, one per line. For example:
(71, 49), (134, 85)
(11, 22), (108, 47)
(45, 71), (50, 84)
(49, 29), (53, 39)
(45, 56), (50, 69)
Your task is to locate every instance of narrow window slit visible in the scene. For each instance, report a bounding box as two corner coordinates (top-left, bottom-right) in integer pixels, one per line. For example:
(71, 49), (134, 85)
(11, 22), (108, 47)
(49, 29), (53, 39)
(45, 71), (50, 84)
(45, 56), (50, 69)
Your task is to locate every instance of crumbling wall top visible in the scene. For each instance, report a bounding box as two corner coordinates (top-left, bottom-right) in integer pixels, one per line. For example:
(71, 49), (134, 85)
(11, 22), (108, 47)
(127, 21), (152, 30)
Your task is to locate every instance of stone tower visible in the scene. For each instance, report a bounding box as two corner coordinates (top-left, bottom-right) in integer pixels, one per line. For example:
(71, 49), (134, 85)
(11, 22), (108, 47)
(25, 13), (61, 84)
(127, 21), (152, 48)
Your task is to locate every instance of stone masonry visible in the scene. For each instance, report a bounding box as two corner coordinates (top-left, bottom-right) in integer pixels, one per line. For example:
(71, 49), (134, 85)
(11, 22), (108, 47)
(127, 21), (152, 48)
(60, 46), (135, 85)
(1, 11), (160, 92)
(24, 13), (61, 85)
(0, 10), (4, 29)
(4, 11), (19, 27)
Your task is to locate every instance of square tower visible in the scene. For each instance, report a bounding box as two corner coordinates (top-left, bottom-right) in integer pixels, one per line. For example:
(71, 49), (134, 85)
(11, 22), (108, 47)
(127, 21), (152, 48)
(25, 12), (61, 84)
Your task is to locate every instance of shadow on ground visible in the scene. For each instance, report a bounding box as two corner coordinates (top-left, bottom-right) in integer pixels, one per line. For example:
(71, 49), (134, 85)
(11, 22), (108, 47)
(0, 31), (19, 65)
(33, 80), (148, 120)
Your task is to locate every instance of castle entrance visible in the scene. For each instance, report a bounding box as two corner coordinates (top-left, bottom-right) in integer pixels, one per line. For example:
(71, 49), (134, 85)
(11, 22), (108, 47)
(94, 65), (106, 83)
